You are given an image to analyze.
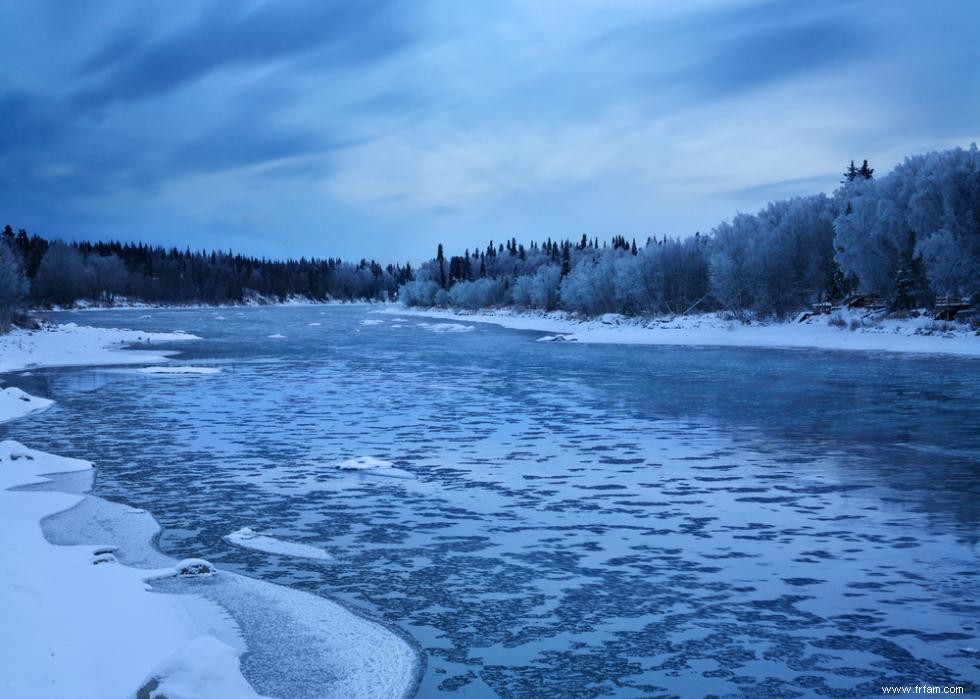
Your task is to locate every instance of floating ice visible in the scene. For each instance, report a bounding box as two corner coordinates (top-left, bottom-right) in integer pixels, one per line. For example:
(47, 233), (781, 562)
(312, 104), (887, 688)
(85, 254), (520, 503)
(0, 387), (53, 422)
(225, 527), (334, 561)
(537, 334), (577, 342)
(336, 456), (415, 480)
(419, 322), (473, 333)
(360, 319), (384, 326)
(138, 366), (221, 375)
(267, 334), (286, 339)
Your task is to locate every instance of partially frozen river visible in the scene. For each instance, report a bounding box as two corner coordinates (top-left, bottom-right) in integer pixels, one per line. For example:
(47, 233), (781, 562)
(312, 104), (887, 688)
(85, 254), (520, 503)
(4, 305), (979, 697)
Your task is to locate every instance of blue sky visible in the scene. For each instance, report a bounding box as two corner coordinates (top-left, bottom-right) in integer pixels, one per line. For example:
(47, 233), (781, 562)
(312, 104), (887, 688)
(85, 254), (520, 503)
(1, 0), (977, 262)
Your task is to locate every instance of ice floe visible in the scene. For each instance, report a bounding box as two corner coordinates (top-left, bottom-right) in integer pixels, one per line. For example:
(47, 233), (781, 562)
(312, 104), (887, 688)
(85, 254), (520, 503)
(0, 386), (53, 422)
(337, 456), (415, 480)
(536, 334), (577, 342)
(225, 527), (334, 561)
(418, 322), (473, 333)
(138, 366), (221, 375)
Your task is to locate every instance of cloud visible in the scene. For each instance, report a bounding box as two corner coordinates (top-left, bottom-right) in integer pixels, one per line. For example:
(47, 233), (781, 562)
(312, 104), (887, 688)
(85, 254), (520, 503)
(0, 0), (977, 262)
(72, 0), (412, 110)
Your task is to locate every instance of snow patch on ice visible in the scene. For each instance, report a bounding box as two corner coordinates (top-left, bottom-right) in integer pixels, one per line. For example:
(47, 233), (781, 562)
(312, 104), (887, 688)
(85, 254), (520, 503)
(337, 456), (415, 480)
(225, 527), (334, 561)
(138, 366), (221, 375)
(418, 322), (474, 333)
(537, 334), (577, 343)
(0, 386), (53, 422)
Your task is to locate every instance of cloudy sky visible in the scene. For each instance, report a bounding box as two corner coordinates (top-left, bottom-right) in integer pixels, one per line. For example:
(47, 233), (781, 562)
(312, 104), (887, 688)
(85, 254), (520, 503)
(1, 0), (977, 262)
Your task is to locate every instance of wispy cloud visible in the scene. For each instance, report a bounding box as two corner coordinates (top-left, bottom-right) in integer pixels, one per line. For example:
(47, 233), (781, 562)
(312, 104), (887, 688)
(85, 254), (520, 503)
(0, 0), (976, 261)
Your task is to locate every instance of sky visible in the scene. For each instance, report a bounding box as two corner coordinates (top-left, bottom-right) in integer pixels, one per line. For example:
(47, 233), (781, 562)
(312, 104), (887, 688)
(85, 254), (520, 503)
(1, 0), (978, 263)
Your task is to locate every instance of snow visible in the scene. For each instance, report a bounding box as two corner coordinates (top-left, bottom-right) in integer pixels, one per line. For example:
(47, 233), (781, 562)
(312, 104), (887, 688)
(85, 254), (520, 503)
(0, 322), (199, 373)
(225, 527), (334, 561)
(172, 558), (219, 577)
(536, 334), (577, 343)
(417, 322), (474, 334)
(0, 440), (246, 699)
(337, 456), (416, 480)
(0, 386), (53, 422)
(138, 366), (221, 375)
(137, 636), (267, 699)
(384, 307), (980, 356)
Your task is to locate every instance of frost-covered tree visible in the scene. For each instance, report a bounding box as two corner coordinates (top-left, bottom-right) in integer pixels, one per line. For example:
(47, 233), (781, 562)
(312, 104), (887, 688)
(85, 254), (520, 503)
(0, 240), (28, 330)
(834, 145), (978, 306)
(32, 241), (91, 306)
(909, 145), (980, 297)
(399, 145), (976, 317)
(559, 251), (621, 314)
(87, 254), (128, 302)
(709, 215), (757, 311)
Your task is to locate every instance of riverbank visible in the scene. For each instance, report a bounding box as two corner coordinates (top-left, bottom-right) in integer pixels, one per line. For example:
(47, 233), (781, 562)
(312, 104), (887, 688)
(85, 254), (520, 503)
(0, 321), (420, 698)
(38, 294), (379, 312)
(379, 306), (980, 356)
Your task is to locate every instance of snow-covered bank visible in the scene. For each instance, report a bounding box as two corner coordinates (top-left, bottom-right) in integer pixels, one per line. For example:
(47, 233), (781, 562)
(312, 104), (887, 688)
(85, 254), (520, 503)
(0, 441), (266, 699)
(0, 322), (199, 373)
(45, 295), (380, 311)
(380, 307), (980, 356)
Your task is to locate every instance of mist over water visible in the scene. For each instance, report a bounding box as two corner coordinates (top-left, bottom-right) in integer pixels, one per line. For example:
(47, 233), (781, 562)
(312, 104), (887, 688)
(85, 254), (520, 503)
(5, 306), (978, 697)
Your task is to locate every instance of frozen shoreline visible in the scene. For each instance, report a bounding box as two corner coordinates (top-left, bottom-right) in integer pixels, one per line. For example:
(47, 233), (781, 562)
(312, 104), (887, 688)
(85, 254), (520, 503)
(378, 306), (980, 356)
(0, 322), (420, 698)
(40, 295), (379, 312)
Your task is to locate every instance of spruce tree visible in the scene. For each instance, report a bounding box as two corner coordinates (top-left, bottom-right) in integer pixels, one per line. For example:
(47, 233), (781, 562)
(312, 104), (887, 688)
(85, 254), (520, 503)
(436, 243), (446, 288)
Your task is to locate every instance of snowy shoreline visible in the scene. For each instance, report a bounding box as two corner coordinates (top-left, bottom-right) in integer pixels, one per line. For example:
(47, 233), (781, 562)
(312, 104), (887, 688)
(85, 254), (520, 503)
(0, 322), (420, 698)
(38, 296), (378, 312)
(378, 306), (980, 356)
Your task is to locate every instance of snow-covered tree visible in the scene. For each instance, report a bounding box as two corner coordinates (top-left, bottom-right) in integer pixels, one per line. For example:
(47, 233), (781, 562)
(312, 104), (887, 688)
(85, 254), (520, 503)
(0, 240), (28, 330)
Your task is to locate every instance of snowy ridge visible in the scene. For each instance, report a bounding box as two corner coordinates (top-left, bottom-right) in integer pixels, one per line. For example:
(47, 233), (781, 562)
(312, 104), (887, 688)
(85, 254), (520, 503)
(381, 307), (980, 356)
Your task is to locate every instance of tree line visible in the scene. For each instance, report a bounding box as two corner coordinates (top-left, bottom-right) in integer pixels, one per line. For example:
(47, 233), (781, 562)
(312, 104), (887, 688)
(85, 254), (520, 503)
(2, 145), (976, 332)
(401, 145), (979, 317)
(0, 231), (413, 330)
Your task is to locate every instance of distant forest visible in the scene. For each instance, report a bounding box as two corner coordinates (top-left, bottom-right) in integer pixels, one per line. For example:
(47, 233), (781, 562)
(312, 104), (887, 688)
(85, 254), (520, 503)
(402, 146), (979, 318)
(0, 231), (413, 329)
(1, 145), (977, 331)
